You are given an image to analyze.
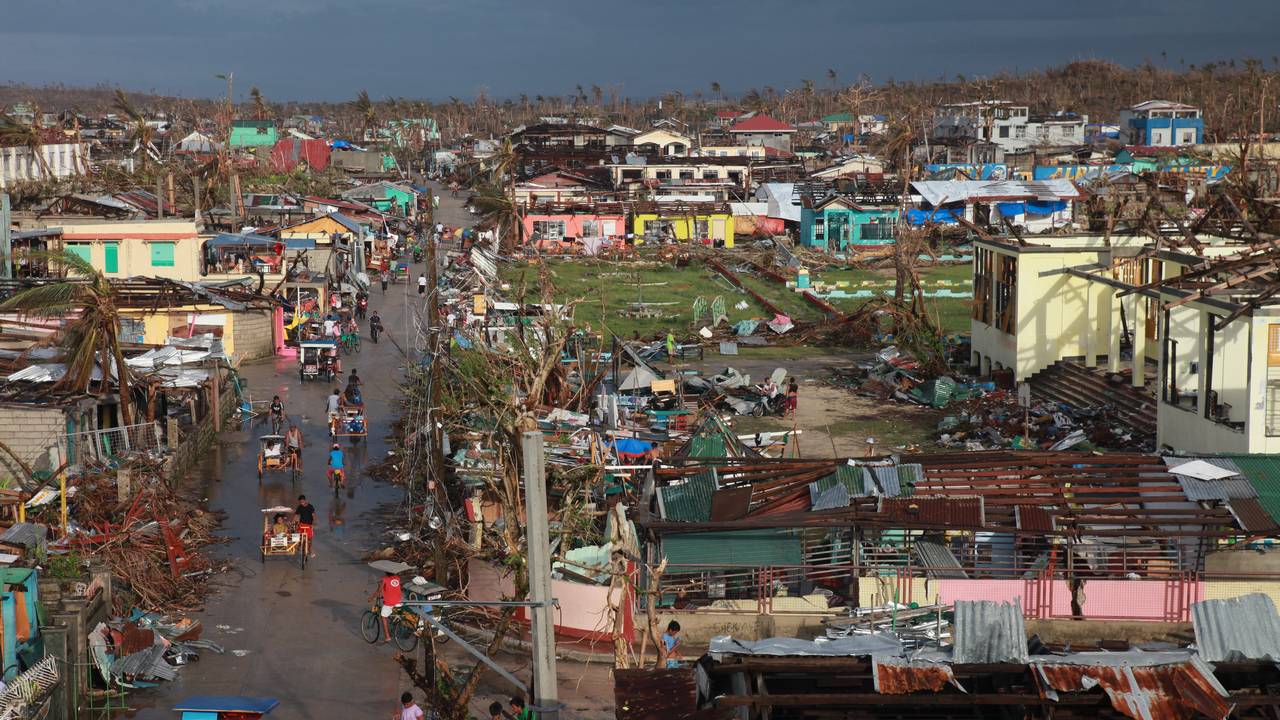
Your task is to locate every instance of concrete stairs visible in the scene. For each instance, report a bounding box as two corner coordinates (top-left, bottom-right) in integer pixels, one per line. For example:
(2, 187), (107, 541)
(1027, 359), (1158, 439)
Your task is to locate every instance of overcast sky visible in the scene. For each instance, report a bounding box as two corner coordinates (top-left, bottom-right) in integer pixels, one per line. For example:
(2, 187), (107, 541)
(2, 0), (1278, 102)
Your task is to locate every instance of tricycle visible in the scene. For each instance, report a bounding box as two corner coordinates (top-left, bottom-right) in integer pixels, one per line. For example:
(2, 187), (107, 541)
(260, 507), (308, 568)
(256, 434), (300, 482)
(330, 406), (367, 440)
(299, 340), (338, 382)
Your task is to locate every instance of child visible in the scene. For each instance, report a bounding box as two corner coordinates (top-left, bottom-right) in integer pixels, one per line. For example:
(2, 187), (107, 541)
(661, 620), (682, 668)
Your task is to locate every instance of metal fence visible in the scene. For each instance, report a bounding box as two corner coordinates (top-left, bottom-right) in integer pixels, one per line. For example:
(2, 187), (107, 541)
(32, 422), (164, 474)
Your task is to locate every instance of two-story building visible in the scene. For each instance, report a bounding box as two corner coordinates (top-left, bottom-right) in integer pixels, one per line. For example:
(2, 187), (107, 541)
(1119, 100), (1204, 147)
(968, 232), (1280, 454)
(728, 115), (796, 153)
(630, 129), (693, 157)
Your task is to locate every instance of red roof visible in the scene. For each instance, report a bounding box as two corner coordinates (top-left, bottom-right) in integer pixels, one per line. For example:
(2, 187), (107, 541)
(714, 110), (740, 119)
(730, 115), (795, 133)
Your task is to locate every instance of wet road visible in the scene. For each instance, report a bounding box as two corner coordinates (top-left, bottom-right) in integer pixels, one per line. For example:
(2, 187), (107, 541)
(134, 185), (475, 719)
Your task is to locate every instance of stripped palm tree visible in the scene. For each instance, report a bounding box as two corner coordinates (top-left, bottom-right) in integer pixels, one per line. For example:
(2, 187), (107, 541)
(0, 250), (135, 426)
(0, 110), (52, 180)
(351, 90), (376, 142)
(249, 85), (269, 121)
(113, 90), (157, 171)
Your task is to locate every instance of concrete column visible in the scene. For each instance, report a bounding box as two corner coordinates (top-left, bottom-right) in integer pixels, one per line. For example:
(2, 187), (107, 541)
(1082, 286), (1096, 368)
(1197, 310), (1211, 414)
(1107, 288), (1122, 373)
(1132, 293), (1147, 387)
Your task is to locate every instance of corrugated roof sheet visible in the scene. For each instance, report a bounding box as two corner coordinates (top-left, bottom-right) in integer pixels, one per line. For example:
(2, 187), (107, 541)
(662, 529), (801, 571)
(1221, 455), (1280, 525)
(1031, 653), (1229, 720)
(952, 600), (1027, 664)
(708, 487), (752, 521)
(913, 540), (968, 579)
(1015, 505), (1057, 532)
(658, 470), (717, 522)
(1163, 456), (1256, 500)
(1191, 593), (1280, 663)
(872, 656), (964, 694)
(865, 464), (920, 497)
(709, 634), (901, 656)
(1227, 497), (1279, 532)
(811, 463), (867, 497)
(879, 496), (984, 527)
(810, 483), (850, 511)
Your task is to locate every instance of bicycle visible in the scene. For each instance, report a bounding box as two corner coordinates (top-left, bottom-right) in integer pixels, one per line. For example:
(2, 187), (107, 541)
(359, 604), (447, 652)
(328, 468), (346, 496)
(269, 412), (284, 435)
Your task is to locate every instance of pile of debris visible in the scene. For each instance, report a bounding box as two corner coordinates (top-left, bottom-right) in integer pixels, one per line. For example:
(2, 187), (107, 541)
(935, 390), (1155, 452)
(834, 346), (974, 410)
(29, 459), (226, 613)
(88, 610), (223, 689)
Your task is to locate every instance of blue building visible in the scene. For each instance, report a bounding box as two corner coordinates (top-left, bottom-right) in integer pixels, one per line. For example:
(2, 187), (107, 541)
(799, 193), (898, 250)
(1119, 100), (1203, 148)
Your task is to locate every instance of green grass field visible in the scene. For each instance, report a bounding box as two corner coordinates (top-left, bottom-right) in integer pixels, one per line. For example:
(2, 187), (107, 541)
(499, 258), (973, 339)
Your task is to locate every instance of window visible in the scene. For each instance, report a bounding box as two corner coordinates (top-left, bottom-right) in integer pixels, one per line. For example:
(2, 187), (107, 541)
(655, 170), (671, 180)
(678, 170), (694, 180)
(813, 217), (826, 240)
(67, 243), (91, 265)
(702, 170), (718, 180)
(973, 247), (993, 324)
(998, 126), (1010, 138)
(103, 242), (119, 273)
(150, 241), (175, 267)
(1179, 129), (1197, 145)
(860, 221), (895, 241)
(1268, 325), (1280, 435)
(1014, 126), (1027, 139)
(119, 316), (145, 344)
(602, 220), (617, 236)
(581, 220), (599, 237)
(994, 255), (1017, 333)
(532, 220), (566, 240)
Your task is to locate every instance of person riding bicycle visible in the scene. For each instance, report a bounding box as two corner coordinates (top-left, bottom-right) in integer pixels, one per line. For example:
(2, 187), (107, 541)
(325, 387), (342, 423)
(368, 570), (403, 643)
(369, 310), (384, 344)
(345, 369), (363, 406)
(269, 395), (284, 429)
(328, 443), (346, 488)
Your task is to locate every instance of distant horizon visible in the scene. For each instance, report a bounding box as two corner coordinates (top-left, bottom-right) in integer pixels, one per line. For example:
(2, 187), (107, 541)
(2, 0), (1277, 104)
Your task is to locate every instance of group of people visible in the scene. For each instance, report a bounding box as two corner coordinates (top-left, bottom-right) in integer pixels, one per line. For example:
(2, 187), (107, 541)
(760, 376), (801, 417)
(395, 693), (536, 720)
(268, 495), (317, 558)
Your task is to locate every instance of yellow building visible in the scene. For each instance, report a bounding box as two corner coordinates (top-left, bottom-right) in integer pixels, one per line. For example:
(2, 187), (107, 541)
(278, 212), (364, 273)
(970, 233), (1280, 454)
(632, 210), (736, 248)
(61, 221), (202, 280)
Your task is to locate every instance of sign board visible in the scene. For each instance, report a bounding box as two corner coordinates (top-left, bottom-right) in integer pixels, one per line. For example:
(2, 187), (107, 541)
(1017, 382), (1031, 408)
(472, 294), (486, 315)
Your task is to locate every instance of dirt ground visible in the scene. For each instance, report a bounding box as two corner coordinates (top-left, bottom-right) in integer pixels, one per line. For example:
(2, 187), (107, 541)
(683, 347), (943, 457)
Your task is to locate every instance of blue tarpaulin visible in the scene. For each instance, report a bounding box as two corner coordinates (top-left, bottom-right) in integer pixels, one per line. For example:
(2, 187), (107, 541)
(997, 200), (1068, 216)
(908, 208), (962, 225)
(174, 696), (279, 715)
(612, 438), (653, 458)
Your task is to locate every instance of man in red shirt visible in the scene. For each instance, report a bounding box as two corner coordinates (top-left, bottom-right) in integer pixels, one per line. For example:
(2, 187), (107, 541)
(368, 571), (403, 642)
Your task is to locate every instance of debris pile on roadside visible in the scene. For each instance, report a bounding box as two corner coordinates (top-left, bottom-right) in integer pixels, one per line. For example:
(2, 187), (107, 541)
(28, 459), (227, 613)
(88, 610), (224, 688)
(936, 390), (1154, 452)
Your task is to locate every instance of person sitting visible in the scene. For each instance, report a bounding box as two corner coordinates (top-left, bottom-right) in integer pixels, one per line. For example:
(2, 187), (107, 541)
(262, 439), (282, 458)
(271, 513), (290, 537)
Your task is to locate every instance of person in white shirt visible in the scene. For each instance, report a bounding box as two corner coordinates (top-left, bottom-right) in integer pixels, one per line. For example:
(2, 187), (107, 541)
(417, 275), (428, 295)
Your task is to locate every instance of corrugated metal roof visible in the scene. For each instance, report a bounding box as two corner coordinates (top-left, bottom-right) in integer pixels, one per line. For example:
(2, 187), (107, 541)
(952, 600), (1027, 664)
(810, 483), (850, 511)
(1015, 505), (1057, 532)
(865, 464), (920, 498)
(1220, 455), (1280, 525)
(662, 529), (801, 571)
(658, 471), (717, 522)
(1163, 456), (1256, 500)
(709, 634), (901, 656)
(872, 655), (964, 694)
(1031, 654), (1229, 720)
(913, 539), (967, 579)
(1227, 497), (1279, 532)
(708, 487), (752, 521)
(879, 496), (984, 527)
(1191, 593), (1280, 663)
(812, 463), (867, 497)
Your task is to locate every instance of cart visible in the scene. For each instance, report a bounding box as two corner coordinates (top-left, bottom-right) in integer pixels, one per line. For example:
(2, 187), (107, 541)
(393, 260), (410, 283)
(299, 340), (338, 382)
(330, 405), (367, 440)
(260, 507), (309, 568)
(256, 434), (300, 482)
(174, 696), (279, 720)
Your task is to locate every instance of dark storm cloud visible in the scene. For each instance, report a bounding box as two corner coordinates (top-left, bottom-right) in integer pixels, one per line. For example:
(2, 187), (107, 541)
(0, 0), (1276, 101)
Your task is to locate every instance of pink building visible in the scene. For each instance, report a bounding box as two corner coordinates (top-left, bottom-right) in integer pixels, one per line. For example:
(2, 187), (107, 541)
(522, 212), (628, 244)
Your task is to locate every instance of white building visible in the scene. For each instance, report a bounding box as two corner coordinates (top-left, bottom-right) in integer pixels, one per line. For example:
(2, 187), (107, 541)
(933, 101), (1088, 156)
(0, 142), (88, 189)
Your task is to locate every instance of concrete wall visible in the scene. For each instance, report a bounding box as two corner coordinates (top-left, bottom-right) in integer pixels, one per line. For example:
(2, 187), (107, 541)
(467, 559), (632, 640)
(0, 143), (87, 189)
(0, 405), (68, 478)
(230, 309), (276, 361)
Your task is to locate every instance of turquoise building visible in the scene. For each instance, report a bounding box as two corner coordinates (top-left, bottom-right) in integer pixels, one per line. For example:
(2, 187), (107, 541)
(229, 120), (278, 148)
(800, 194), (898, 250)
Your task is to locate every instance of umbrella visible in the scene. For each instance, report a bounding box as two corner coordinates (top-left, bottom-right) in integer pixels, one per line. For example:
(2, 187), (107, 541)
(368, 560), (413, 574)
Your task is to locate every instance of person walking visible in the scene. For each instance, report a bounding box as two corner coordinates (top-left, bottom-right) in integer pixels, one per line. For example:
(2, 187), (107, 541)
(785, 378), (799, 418)
(380, 272), (388, 294)
(417, 274), (428, 296)
(369, 310), (384, 344)
(396, 692), (424, 720)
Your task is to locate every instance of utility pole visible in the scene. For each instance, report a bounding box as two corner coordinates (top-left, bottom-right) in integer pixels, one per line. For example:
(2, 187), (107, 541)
(0, 193), (11, 280)
(423, 189), (448, 585)
(521, 431), (560, 719)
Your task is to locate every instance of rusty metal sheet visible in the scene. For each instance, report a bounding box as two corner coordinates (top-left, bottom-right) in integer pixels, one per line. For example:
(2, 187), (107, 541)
(872, 656), (964, 694)
(709, 487), (752, 521)
(615, 668), (733, 720)
(879, 496), (984, 527)
(1032, 655), (1230, 720)
(1226, 497), (1278, 533)
(1015, 505), (1057, 532)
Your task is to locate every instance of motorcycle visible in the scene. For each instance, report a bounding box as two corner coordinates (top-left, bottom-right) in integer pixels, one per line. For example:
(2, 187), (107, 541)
(370, 318), (383, 344)
(412, 247), (424, 263)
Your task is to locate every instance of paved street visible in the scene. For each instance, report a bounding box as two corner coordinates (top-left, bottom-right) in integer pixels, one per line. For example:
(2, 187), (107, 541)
(131, 187), (614, 719)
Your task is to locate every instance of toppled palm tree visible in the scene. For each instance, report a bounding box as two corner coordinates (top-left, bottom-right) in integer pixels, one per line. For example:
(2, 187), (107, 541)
(0, 250), (136, 425)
